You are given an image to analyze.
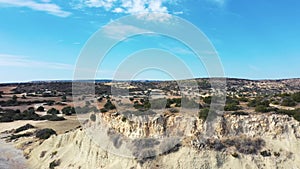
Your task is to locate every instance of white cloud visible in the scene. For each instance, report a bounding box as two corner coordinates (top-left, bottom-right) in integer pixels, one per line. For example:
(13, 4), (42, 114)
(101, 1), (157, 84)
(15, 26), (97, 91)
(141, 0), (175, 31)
(0, 54), (74, 70)
(0, 0), (71, 17)
(85, 0), (117, 9)
(74, 0), (174, 21)
(112, 7), (124, 13)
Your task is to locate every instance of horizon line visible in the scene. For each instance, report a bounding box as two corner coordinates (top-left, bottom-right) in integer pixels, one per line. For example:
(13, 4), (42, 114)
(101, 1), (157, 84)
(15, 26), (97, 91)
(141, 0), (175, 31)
(1, 76), (300, 84)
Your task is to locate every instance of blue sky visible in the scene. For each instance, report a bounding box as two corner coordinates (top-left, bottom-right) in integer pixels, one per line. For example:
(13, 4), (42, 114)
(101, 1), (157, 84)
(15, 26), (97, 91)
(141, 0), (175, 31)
(0, 0), (299, 82)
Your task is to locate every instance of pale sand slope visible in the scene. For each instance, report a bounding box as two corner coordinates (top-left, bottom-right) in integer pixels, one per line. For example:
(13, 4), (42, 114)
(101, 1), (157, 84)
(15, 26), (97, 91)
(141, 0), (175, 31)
(27, 128), (300, 169)
(0, 116), (80, 134)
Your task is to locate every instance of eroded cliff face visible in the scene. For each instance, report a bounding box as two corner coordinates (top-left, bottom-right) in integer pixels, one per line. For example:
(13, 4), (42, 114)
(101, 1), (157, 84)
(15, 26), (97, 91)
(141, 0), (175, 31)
(27, 113), (300, 169)
(99, 111), (300, 140)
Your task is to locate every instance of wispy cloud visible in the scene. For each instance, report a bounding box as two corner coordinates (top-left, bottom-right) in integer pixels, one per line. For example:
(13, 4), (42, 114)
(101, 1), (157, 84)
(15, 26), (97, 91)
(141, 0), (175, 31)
(102, 22), (150, 40)
(208, 0), (227, 6)
(0, 0), (71, 17)
(72, 42), (81, 45)
(0, 54), (74, 70)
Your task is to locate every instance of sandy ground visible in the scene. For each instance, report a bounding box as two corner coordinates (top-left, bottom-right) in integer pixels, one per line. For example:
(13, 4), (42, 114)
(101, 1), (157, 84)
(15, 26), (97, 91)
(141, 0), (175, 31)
(269, 103), (296, 110)
(34, 116), (81, 134)
(0, 120), (43, 133)
(0, 116), (80, 134)
(0, 86), (16, 94)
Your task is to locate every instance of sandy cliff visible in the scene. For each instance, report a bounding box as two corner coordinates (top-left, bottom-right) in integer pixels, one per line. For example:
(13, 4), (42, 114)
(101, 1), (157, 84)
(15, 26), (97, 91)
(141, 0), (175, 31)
(27, 113), (300, 169)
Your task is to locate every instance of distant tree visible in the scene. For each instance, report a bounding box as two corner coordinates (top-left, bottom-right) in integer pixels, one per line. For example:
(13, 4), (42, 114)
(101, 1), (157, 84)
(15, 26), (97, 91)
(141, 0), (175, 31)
(45, 101), (55, 106)
(21, 95), (26, 99)
(248, 98), (270, 107)
(292, 92), (300, 102)
(203, 96), (212, 105)
(61, 95), (67, 102)
(239, 97), (249, 102)
(226, 96), (240, 105)
(20, 109), (40, 120)
(104, 100), (116, 110)
(225, 104), (241, 111)
(47, 108), (59, 115)
(36, 128), (56, 139)
(198, 108), (209, 121)
(12, 95), (18, 102)
(15, 124), (35, 133)
(36, 106), (45, 112)
(90, 114), (96, 122)
(49, 159), (61, 169)
(129, 97), (134, 102)
(100, 108), (108, 113)
(61, 106), (75, 115)
(40, 115), (65, 121)
(97, 97), (103, 102)
(281, 97), (296, 107)
(28, 107), (35, 111)
(255, 105), (276, 113)
(85, 101), (91, 106)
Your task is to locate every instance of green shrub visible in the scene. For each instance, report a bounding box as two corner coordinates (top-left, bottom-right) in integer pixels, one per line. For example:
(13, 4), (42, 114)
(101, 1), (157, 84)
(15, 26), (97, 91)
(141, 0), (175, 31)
(61, 95), (67, 102)
(0, 116), (14, 122)
(49, 159), (61, 169)
(255, 105), (276, 113)
(292, 92), (300, 102)
(224, 103), (242, 111)
(121, 116), (127, 122)
(61, 106), (75, 115)
(260, 150), (271, 157)
(47, 108), (59, 115)
(203, 96), (212, 104)
(17, 109), (40, 120)
(198, 108), (209, 121)
(15, 124), (35, 133)
(222, 137), (265, 155)
(104, 100), (116, 110)
(239, 97), (249, 102)
(45, 101), (55, 106)
(90, 114), (96, 122)
(248, 98), (270, 107)
(0, 108), (41, 122)
(40, 151), (47, 158)
(100, 108), (108, 113)
(10, 132), (32, 140)
(40, 115), (65, 121)
(276, 108), (300, 122)
(231, 111), (249, 116)
(281, 97), (297, 107)
(36, 106), (45, 112)
(231, 152), (239, 158)
(226, 97), (240, 105)
(36, 128), (56, 139)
